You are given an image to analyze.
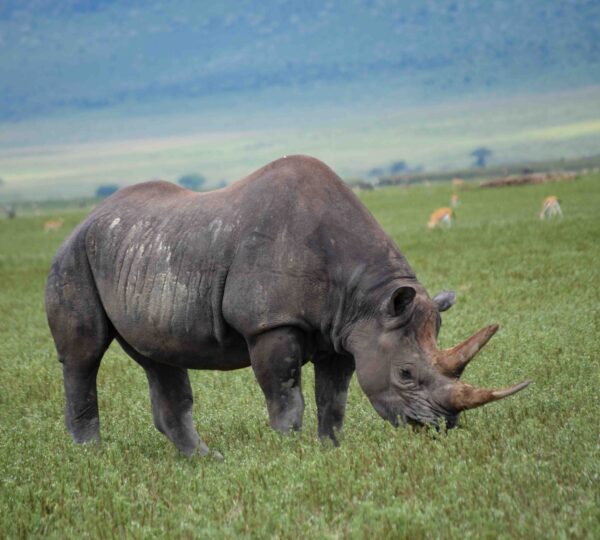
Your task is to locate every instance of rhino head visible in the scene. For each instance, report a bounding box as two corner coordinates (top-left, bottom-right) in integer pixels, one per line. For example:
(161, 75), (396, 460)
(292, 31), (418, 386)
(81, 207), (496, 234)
(346, 286), (530, 429)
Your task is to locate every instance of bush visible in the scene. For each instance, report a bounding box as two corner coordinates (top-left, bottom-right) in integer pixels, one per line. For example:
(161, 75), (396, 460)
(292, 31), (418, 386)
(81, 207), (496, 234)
(95, 184), (119, 198)
(178, 174), (206, 191)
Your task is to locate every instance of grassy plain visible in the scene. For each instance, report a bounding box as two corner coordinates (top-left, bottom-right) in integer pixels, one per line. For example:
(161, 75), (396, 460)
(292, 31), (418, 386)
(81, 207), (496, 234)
(2, 85), (600, 201)
(0, 174), (599, 538)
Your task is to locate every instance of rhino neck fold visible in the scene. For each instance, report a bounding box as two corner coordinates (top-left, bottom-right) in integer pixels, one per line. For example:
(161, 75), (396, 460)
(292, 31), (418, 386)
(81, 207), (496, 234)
(321, 261), (417, 354)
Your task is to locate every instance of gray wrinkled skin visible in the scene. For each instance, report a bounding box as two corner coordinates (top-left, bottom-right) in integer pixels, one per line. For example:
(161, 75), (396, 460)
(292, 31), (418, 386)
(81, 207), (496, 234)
(46, 155), (461, 454)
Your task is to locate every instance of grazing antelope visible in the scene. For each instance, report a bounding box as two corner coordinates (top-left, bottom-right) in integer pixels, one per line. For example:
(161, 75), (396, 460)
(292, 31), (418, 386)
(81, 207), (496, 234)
(451, 178), (465, 189)
(44, 218), (64, 233)
(2, 205), (16, 219)
(428, 207), (454, 229)
(539, 196), (562, 220)
(451, 194), (460, 208)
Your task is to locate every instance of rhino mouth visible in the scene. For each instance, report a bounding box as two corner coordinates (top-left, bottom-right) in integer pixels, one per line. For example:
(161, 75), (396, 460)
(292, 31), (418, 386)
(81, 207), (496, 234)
(405, 413), (459, 430)
(444, 414), (459, 429)
(373, 394), (458, 430)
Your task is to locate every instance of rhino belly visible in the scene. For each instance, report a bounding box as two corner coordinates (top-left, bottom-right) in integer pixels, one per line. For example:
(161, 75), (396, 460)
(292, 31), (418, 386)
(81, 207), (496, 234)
(102, 283), (251, 370)
(87, 223), (249, 370)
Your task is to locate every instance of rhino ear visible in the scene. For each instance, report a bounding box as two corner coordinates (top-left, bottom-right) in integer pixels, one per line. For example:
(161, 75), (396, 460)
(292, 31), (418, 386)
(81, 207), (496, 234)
(391, 286), (417, 316)
(433, 290), (456, 312)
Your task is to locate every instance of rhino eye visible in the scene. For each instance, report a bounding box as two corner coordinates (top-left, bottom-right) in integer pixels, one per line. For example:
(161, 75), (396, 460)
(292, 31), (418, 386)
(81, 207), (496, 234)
(400, 369), (413, 381)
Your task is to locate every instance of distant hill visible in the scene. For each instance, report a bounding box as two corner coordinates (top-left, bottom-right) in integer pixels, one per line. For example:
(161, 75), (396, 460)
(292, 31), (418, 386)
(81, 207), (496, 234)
(1, 0), (599, 121)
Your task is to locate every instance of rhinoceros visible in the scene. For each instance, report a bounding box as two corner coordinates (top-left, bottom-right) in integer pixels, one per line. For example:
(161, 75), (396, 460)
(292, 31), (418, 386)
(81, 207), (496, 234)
(46, 155), (529, 456)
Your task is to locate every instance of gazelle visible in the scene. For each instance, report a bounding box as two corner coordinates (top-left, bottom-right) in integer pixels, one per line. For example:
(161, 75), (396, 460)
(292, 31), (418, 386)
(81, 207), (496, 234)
(539, 196), (562, 220)
(428, 207), (454, 229)
(44, 218), (64, 233)
(451, 194), (460, 208)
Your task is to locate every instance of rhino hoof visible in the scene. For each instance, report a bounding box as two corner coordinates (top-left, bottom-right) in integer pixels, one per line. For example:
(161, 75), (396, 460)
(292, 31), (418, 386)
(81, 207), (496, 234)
(210, 449), (225, 461)
(196, 442), (224, 461)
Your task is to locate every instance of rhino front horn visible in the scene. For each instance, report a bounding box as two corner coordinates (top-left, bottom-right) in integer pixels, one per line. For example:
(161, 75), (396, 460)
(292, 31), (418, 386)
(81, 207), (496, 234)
(449, 380), (532, 411)
(436, 324), (499, 378)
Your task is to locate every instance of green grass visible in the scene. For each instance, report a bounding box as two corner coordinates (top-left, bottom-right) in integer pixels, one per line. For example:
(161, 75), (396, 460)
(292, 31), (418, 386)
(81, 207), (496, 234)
(1, 175), (599, 538)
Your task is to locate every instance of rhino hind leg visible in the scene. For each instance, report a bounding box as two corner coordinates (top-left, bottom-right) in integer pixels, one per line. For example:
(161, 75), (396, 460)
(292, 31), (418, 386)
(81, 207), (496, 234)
(62, 360), (106, 445)
(143, 362), (205, 457)
(248, 327), (305, 433)
(46, 247), (113, 445)
(115, 340), (208, 456)
(313, 353), (355, 445)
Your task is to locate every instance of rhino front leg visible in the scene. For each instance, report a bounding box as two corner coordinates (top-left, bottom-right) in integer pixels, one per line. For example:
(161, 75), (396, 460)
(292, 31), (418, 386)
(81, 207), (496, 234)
(248, 327), (305, 433)
(313, 353), (355, 445)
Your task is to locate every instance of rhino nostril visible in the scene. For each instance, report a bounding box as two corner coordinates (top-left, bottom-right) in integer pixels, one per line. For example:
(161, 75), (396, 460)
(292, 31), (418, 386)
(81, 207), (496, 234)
(400, 369), (413, 380)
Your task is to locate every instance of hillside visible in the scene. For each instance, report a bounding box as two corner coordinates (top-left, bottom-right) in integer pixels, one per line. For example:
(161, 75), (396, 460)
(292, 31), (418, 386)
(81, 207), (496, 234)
(1, 0), (599, 121)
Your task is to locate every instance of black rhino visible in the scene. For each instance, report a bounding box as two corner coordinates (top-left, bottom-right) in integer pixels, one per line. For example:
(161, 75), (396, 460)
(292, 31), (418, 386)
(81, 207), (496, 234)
(46, 155), (529, 456)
